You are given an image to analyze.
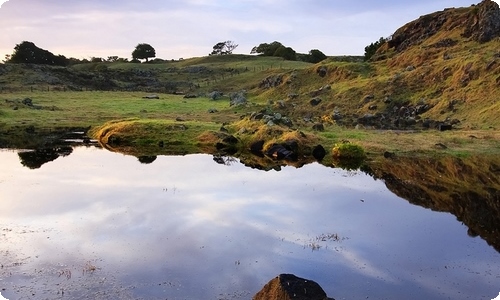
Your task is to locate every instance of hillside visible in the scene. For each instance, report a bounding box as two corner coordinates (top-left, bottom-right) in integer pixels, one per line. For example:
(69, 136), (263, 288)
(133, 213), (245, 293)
(0, 0), (499, 132)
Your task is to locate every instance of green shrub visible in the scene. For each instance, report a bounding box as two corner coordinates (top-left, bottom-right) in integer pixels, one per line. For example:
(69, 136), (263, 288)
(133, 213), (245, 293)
(332, 142), (366, 159)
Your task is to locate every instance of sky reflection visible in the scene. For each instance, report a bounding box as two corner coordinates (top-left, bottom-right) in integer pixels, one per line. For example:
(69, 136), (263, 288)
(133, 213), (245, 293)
(0, 147), (499, 300)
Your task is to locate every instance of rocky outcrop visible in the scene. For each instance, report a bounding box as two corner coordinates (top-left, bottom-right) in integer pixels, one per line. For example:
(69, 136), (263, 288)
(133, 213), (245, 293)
(463, 0), (500, 43)
(253, 274), (334, 300)
(388, 0), (500, 52)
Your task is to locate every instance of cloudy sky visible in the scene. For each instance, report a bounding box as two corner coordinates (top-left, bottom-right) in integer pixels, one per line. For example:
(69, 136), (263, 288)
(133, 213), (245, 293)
(0, 0), (481, 61)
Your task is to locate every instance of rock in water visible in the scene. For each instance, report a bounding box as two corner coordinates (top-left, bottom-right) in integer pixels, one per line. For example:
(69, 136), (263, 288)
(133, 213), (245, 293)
(253, 274), (334, 300)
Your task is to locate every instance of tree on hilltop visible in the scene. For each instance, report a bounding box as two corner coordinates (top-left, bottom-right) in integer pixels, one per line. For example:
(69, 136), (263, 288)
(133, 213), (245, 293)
(364, 37), (387, 61)
(8, 41), (68, 66)
(306, 49), (327, 63)
(132, 43), (156, 62)
(250, 41), (284, 56)
(210, 41), (238, 55)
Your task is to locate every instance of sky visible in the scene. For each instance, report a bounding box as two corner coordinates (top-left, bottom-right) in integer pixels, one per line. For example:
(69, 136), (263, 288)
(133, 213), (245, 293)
(0, 0), (489, 61)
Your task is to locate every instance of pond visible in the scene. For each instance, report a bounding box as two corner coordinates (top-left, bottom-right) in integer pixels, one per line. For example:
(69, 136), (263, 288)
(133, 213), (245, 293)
(0, 146), (499, 300)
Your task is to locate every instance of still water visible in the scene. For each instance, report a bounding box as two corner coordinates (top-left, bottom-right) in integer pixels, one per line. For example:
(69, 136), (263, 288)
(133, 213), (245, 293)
(0, 146), (498, 300)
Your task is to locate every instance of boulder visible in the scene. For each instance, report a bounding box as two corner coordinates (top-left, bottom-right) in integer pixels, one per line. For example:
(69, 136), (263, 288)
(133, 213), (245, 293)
(312, 145), (326, 161)
(253, 274), (333, 300)
(265, 144), (296, 160)
(142, 94), (159, 99)
(316, 66), (327, 77)
(310, 98), (322, 106)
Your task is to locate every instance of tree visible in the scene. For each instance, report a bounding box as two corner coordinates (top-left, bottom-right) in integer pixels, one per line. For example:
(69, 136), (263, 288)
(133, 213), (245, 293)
(8, 41), (68, 66)
(210, 40), (238, 55)
(364, 37), (387, 61)
(132, 43), (156, 62)
(274, 46), (296, 61)
(307, 49), (327, 63)
(251, 41), (283, 56)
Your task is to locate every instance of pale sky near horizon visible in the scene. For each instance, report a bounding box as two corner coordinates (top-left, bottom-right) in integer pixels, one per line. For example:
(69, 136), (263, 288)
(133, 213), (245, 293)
(0, 0), (488, 61)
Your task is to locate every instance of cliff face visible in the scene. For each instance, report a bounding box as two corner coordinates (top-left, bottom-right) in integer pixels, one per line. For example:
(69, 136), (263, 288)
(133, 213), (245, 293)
(387, 0), (500, 53)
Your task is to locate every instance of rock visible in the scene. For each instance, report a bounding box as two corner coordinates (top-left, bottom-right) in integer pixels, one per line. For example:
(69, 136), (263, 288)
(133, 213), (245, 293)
(463, 0), (500, 43)
(368, 105), (377, 110)
(250, 140), (265, 154)
(208, 91), (223, 100)
(229, 91), (247, 106)
(183, 94), (197, 99)
(253, 274), (333, 300)
(384, 151), (396, 159)
(251, 112), (265, 120)
(260, 75), (284, 88)
(312, 145), (326, 161)
(312, 123), (325, 131)
(265, 144), (296, 160)
(207, 108), (218, 113)
(310, 97), (322, 106)
(316, 66), (327, 77)
(438, 123), (452, 131)
(363, 94), (375, 103)
(22, 98), (33, 106)
(222, 135), (238, 144)
(142, 94), (159, 99)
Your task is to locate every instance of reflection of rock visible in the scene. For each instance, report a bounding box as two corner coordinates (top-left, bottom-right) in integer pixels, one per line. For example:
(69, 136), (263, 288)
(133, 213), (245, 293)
(366, 155), (500, 252)
(137, 156), (157, 164)
(18, 147), (73, 169)
(253, 274), (334, 300)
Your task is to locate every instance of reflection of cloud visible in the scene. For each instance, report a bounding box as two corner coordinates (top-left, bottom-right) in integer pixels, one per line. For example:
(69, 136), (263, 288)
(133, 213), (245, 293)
(1, 148), (500, 299)
(338, 250), (397, 283)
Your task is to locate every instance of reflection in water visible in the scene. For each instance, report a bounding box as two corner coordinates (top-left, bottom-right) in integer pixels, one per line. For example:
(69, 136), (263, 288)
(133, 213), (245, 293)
(17, 147), (73, 169)
(0, 147), (499, 300)
(367, 155), (500, 252)
(137, 155), (157, 164)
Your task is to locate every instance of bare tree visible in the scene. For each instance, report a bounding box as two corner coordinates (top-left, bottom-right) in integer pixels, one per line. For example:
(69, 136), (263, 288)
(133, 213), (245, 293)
(210, 40), (238, 55)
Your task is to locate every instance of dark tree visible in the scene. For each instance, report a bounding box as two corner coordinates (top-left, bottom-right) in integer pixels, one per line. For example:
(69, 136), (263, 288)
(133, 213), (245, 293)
(273, 46), (297, 61)
(250, 41), (284, 56)
(8, 41), (68, 66)
(132, 43), (156, 62)
(210, 40), (238, 55)
(364, 37), (387, 61)
(307, 49), (327, 63)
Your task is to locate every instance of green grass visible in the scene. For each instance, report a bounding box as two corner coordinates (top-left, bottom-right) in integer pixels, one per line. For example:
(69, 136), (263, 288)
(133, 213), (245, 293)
(0, 91), (234, 129)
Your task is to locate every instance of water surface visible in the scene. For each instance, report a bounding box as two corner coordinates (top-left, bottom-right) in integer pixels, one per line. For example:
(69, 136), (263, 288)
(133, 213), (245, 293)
(0, 147), (498, 299)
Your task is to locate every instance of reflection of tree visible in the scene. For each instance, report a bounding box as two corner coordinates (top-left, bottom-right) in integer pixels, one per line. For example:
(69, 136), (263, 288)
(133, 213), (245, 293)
(213, 154), (237, 166)
(18, 147), (73, 169)
(137, 156), (157, 164)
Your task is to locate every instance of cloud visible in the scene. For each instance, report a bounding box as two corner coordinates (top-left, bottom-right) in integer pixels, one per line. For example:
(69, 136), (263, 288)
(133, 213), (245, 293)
(0, 0), (477, 60)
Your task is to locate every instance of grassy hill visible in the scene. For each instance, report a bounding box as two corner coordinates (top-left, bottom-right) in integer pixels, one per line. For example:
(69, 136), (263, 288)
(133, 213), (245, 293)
(0, 0), (499, 157)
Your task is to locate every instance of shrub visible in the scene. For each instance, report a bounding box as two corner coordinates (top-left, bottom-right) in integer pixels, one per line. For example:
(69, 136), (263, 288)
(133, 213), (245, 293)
(332, 142), (366, 159)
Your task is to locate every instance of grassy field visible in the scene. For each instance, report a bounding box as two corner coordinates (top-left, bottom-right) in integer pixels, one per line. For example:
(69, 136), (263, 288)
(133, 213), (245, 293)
(1, 88), (498, 162)
(0, 91), (235, 128)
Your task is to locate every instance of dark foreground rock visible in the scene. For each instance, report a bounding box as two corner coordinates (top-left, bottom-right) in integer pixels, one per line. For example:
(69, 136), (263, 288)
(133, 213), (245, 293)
(253, 274), (334, 300)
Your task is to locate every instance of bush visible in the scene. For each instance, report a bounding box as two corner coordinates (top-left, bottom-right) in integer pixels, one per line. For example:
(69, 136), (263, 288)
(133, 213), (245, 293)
(332, 142), (366, 159)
